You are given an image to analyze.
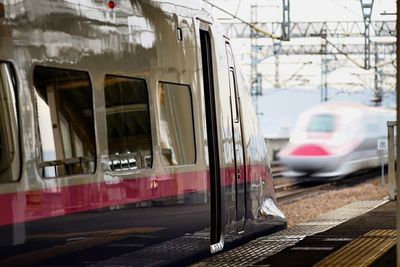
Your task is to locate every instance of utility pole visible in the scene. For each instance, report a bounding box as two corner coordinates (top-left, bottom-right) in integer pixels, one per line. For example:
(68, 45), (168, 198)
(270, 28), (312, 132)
(281, 0), (290, 41)
(273, 40), (281, 88)
(373, 43), (383, 106)
(320, 29), (328, 102)
(250, 4), (261, 99)
(360, 0), (375, 70)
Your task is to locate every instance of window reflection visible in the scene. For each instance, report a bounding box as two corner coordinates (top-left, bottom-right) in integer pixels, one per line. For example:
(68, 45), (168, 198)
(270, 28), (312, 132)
(158, 82), (195, 166)
(307, 114), (335, 133)
(105, 75), (152, 171)
(34, 67), (96, 178)
(0, 62), (20, 182)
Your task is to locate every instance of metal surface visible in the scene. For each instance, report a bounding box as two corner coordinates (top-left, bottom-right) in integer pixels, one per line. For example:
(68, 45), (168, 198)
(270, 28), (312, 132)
(0, 0), (286, 265)
(396, 2), (400, 266)
(387, 121), (396, 200)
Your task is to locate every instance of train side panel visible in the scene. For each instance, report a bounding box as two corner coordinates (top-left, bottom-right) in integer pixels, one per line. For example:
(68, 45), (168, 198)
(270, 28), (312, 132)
(0, 0), (285, 265)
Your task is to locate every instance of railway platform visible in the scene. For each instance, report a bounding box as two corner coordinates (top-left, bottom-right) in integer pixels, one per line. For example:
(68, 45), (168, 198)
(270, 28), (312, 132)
(193, 199), (395, 266)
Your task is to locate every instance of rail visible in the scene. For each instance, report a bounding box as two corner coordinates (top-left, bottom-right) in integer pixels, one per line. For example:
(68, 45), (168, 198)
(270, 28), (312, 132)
(276, 168), (383, 204)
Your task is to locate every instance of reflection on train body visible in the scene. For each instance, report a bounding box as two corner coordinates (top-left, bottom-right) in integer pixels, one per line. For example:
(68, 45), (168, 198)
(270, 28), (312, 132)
(0, 0), (285, 266)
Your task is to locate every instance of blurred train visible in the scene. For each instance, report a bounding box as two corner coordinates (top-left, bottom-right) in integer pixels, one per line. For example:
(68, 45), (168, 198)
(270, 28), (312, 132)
(279, 102), (395, 178)
(0, 0), (286, 266)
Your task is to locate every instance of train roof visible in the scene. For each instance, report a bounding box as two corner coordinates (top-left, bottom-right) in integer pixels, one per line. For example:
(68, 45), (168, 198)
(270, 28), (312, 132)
(305, 101), (395, 116)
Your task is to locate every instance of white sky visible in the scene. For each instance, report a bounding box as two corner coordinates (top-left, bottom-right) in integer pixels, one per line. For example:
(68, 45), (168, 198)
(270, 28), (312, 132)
(209, 0), (395, 22)
(208, 0), (396, 93)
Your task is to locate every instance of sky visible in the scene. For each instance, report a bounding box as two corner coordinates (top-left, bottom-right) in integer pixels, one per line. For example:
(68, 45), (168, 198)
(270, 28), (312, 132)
(209, 0), (395, 22)
(207, 0), (396, 137)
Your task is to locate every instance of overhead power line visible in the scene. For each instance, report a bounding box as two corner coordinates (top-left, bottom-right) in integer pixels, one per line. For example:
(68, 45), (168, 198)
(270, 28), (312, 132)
(203, 0), (282, 40)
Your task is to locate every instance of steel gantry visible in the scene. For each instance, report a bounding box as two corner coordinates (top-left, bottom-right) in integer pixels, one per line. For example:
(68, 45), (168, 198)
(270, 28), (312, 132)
(220, 18), (395, 104)
(207, 0), (395, 105)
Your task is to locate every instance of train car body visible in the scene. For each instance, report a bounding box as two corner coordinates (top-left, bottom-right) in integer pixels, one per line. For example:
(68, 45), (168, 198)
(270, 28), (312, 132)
(0, 0), (285, 266)
(279, 102), (395, 178)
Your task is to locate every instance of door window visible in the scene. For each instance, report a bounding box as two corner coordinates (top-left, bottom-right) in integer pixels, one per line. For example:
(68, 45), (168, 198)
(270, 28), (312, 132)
(158, 82), (195, 166)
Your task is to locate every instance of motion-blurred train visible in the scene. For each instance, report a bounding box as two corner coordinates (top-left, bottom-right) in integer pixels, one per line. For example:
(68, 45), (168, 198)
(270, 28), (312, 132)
(279, 102), (395, 178)
(0, 0), (286, 266)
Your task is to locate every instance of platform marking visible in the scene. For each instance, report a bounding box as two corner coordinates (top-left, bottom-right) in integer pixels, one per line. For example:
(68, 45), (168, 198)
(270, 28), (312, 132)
(313, 229), (396, 267)
(291, 246), (334, 251)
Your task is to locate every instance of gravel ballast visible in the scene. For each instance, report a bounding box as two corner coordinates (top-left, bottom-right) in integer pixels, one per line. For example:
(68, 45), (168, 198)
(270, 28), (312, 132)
(277, 177), (389, 227)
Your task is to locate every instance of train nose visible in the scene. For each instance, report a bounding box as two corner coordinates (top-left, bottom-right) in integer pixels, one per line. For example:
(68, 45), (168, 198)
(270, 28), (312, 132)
(291, 144), (330, 156)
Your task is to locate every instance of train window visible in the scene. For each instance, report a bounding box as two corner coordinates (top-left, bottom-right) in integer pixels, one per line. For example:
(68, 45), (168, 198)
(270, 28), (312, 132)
(158, 82), (195, 166)
(307, 114), (335, 133)
(34, 67), (96, 178)
(105, 75), (152, 171)
(229, 69), (240, 122)
(0, 62), (20, 182)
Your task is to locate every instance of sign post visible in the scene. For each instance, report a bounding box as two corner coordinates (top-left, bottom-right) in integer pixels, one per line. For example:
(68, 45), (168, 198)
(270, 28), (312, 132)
(377, 138), (388, 187)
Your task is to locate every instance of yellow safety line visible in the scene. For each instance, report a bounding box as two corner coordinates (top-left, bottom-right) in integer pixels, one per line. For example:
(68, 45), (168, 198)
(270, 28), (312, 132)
(314, 229), (396, 267)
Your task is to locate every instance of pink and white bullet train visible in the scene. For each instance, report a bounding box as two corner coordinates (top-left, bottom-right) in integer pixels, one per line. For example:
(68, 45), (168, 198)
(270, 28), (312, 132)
(0, 0), (285, 266)
(279, 102), (395, 178)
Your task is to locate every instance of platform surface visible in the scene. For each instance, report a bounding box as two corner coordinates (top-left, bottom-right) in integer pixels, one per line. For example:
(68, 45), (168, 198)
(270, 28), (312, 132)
(193, 199), (395, 266)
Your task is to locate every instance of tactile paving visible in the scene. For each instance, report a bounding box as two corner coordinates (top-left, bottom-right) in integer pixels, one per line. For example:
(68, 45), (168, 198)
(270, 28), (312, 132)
(314, 229), (396, 267)
(192, 200), (388, 266)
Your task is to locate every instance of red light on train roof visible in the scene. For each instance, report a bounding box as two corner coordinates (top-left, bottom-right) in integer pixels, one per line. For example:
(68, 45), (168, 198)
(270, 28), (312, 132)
(107, 1), (115, 9)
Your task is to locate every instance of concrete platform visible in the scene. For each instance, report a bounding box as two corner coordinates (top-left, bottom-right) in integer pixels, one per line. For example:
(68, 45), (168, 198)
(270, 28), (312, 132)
(193, 199), (395, 266)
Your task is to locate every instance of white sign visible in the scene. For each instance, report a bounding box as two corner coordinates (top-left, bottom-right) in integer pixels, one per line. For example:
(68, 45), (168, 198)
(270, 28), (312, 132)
(377, 139), (388, 150)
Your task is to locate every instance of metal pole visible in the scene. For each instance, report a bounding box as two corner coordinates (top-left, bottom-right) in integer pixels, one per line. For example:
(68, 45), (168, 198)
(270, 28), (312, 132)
(381, 155), (385, 187)
(395, 0), (400, 265)
(388, 121), (396, 200)
(320, 30), (328, 102)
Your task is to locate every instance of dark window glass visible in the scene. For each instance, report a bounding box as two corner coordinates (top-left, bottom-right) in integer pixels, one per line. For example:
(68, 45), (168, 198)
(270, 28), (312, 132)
(307, 114), (335, 133)
(34, 66), (96, 178)
(0, 62), (20, 182)
(105, 75), (152, 171)
(159, 82), (195, 166)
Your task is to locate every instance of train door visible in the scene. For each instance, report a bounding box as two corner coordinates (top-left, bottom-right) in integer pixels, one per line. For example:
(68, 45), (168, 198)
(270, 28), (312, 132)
(199, 28), (223, 251)
(226, 43), (246, 233)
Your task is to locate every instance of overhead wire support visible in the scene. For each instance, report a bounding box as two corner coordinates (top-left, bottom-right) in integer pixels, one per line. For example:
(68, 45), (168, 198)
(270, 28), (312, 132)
(221, 20), (395, 39)
(281, 0), (290, 41)
(203, 0), (283, 40)
(360, 0), (375, 70)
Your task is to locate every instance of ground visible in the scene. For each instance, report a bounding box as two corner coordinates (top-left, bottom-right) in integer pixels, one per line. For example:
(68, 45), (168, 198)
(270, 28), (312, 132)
(279, 177), (389, 227)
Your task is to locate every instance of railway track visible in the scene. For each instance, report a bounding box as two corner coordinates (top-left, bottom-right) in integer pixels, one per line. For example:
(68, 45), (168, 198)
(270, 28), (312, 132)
(274, 168), (383, 204)
(270, 161), (286, 178)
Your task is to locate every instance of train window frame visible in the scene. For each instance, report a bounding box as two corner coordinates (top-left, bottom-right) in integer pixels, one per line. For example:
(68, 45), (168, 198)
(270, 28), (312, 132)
(33, 66), (97, 178)
(307, 114), (336, 133)
(0, 62), (21, 183)
(158, 81), (197, 167)
(225, 43), (241, 123)
(104, 74), (153, 172)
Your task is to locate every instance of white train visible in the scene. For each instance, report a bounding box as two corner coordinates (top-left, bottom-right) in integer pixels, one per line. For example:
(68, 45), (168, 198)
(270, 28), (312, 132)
(279, 102), (395, 178)
(0, 0), (285, 266)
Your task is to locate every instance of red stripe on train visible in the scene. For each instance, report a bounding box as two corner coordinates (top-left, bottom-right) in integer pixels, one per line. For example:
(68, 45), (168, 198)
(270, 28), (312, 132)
(0, 165), (271, 226)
